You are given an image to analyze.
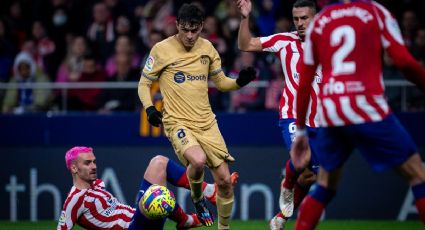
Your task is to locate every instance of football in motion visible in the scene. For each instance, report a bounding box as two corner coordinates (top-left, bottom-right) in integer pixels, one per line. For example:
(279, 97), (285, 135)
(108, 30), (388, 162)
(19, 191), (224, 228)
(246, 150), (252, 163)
(141, 184), (176, 219)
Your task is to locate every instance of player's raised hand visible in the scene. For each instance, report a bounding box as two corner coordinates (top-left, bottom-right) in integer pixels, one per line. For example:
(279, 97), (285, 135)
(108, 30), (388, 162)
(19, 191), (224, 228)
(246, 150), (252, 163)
(236, 67), (256, 87)
(235, 0), (252, 19)
(146, 106), (163, 127)
(290, 131), (311, 170)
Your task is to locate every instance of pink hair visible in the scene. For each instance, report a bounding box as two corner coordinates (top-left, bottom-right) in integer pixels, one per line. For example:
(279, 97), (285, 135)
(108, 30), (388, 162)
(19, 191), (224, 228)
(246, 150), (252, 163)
(65, 146), (93, 170)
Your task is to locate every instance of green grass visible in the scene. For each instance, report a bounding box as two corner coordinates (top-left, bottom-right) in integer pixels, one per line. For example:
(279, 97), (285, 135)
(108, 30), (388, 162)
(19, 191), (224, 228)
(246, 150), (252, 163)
(0, 220), (423, 230)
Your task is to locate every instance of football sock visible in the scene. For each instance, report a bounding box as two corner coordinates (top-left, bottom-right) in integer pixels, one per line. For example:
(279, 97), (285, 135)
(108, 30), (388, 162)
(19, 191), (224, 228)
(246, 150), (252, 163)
(168, 203), (191, 226)
(294, 183), (311, 210)
(295, 184), (335, 230)
(216, 194), (234, 230)
(412, 182), (425, 224)
(166, 159), (210, 193)
(283, 159), (300, 189)
(188, 171), (204, 201)
(166, 159), (189, 187)
(136, 179), (153, 205)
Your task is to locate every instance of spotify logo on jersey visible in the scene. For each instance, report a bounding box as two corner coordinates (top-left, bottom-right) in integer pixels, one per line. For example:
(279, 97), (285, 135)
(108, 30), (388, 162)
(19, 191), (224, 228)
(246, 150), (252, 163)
(174, 72), (186, 83)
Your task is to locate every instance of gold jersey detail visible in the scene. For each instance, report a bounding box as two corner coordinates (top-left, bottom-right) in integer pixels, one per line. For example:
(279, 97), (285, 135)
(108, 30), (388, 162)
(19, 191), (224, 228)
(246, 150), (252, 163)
(141, 36), (223, 129)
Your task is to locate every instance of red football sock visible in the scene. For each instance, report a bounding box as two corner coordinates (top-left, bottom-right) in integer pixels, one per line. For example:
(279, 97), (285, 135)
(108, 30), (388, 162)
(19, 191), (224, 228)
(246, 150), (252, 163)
(178, 171), (208, 190)
(415, 197), (425, 224)
(295, 196), (324, 230)
(294, 183), (310, 210)
(168, 204), (188, 225)
(283, 160), (297, 189)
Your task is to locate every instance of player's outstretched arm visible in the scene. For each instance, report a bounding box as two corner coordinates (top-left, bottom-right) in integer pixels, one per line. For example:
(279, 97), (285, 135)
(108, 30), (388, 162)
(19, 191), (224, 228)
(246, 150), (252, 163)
(235, 0), (262, 52)
(211, 67), (256, 92)
(386, 45), (425, 93)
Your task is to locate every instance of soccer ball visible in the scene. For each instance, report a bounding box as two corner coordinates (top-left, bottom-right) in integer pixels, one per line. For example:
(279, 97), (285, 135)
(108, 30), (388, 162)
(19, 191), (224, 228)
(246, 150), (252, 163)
(141, 184), (176, 219)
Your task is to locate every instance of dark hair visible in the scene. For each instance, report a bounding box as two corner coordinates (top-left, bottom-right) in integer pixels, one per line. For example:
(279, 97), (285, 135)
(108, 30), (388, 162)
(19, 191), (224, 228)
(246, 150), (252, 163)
(293, 0), (317, 14)
(177, 3), (205, 27)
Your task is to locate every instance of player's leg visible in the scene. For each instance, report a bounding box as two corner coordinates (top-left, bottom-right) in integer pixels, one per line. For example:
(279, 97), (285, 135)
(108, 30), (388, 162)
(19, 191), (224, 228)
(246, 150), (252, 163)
(395, 153), (425, 224)
(164, 155), (237, 205)
(211, 161), (234, 230)
(139, 156), (202, 229)
(184, 145), (214, 226)
(295, 126), (352, 230)
(295, 167), (339, 230)
(269, 169), (314, 230)
(165, 125), (214, 226)
(353, 114), (425, 224)
(279, 119), (309, 217)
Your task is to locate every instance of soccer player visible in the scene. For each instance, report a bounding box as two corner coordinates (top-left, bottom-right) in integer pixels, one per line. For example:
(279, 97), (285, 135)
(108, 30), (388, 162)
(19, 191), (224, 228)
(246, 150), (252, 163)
(291, 0), (425, 229)
(138, 3), (255, 229)
(57, 146), (238, 229)
(235, 0), (320, 228)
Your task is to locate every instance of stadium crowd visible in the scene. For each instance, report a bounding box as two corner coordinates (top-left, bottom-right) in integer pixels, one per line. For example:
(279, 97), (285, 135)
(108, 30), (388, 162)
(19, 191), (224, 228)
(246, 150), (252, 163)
(0, 0), (424, 114)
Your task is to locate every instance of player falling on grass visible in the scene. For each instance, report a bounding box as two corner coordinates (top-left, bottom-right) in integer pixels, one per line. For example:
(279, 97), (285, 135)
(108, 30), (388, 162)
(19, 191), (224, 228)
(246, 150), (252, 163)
(291, 0), (425, 229)
(138, 3), (255, 229)
(235, 0), (320, 228)
(57, 146), (238, 230)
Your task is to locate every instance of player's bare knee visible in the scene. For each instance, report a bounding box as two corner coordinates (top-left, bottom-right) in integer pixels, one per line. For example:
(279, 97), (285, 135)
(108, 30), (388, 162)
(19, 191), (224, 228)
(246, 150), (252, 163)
(149, 155), (168, 170)
(190, 158), (206, 172)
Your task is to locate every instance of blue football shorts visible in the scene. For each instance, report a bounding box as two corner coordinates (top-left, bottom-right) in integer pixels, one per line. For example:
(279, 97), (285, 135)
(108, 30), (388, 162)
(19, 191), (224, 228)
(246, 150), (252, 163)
(279, 118), (320, 174)
(316, 114), (417, 172)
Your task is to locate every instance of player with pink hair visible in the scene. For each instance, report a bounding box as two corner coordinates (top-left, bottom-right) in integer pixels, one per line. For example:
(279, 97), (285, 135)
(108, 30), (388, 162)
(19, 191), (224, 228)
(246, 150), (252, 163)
(58, 146), (238, 230)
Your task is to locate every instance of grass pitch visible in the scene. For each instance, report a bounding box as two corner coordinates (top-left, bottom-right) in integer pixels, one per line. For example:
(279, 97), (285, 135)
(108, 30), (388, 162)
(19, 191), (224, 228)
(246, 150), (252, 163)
(0, 220), (423, 230)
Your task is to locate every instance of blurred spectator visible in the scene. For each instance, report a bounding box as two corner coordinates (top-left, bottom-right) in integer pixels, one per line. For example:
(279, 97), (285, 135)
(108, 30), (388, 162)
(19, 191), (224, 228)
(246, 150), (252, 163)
(143, 0), (173, 33)
(67, 54), (106, 111)
(202, 15), (227, 55)
(228, 52), (265, 112)
(162, 15), (177, 37)
(256, 0), (278, 36)
(115, 15), (132, 36)
(56, 36), (89, 83)
(411, 27), (425, 66)
(86, 2), (115, 64)
(2, 51), (52, 114)
(3, 1), (29, 48)
(31, 21), (56, 79)
(103, 0), (129, 20)
(105, 35), (141, 77)
(401, 10), (419, 48)
(98, 53), (140, 113)
(0, 19), (17, 82)
(140, 29), (165, 69)
(275, 17), (292, 33)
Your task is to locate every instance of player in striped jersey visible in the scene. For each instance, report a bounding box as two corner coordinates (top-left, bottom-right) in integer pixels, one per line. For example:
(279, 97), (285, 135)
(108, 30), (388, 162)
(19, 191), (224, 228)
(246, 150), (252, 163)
(292, 0), (425, 229)
(57, 146), (238, 229)
(235, 0), (320, 228)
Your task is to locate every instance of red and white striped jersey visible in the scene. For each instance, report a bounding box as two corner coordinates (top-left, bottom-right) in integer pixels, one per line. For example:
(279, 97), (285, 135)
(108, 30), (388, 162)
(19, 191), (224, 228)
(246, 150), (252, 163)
(260, 32), (321, 127)
(301, 1), (406, 127)
(57, 179), (135, 230)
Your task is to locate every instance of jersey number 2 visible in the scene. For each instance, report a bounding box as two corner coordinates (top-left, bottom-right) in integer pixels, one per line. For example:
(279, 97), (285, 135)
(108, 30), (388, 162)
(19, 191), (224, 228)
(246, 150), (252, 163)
(331, 26), (356, 76)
